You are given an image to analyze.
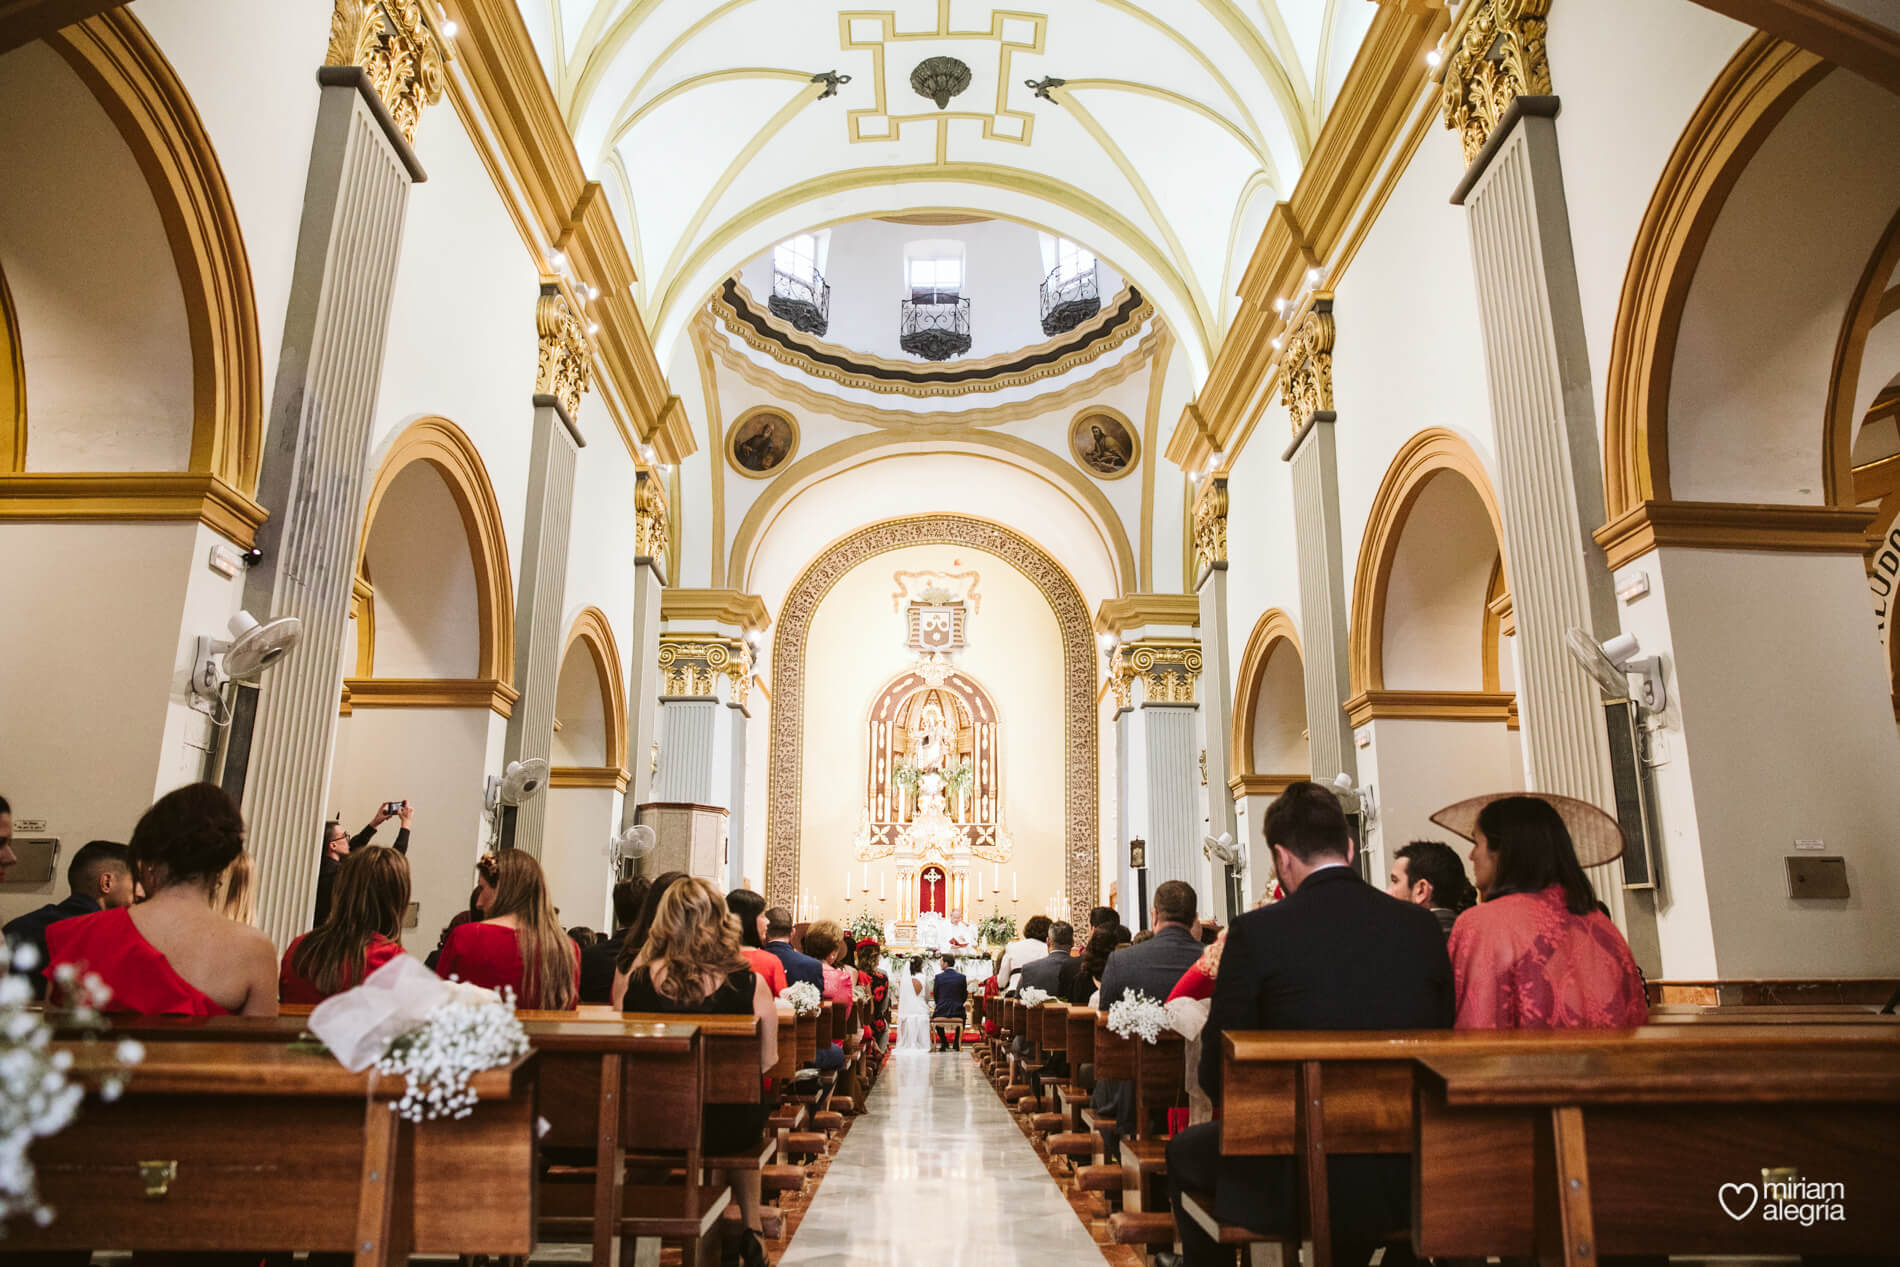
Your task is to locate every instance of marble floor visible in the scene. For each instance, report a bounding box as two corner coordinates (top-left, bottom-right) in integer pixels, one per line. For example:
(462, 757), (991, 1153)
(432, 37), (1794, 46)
(776, 1050), (1109, 1267)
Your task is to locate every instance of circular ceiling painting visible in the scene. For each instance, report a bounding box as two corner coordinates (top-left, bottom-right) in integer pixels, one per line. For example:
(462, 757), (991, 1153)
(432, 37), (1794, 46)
(728, 408), (799, 478)
(1070, 410), (1137, 480)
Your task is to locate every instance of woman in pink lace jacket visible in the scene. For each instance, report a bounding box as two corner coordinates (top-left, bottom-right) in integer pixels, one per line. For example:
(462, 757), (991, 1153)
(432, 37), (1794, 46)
(1447, 795), (1647, 1030)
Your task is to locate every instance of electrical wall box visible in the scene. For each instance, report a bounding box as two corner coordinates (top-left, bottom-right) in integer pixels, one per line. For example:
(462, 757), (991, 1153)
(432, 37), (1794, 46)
(1786, 856), (1849, 900)
(404, 901), (421, 929)
(0, 838), (59, 889)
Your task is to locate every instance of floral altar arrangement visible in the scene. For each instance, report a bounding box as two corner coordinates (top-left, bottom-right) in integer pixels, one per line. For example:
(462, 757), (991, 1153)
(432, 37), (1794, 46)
(3, 945), (145, 1231)
(847, 912), (883, 944)
(306, 956), (528, 1123)
(975, 911), (1016, 949)
(782, 981), (823, 1018)
(1017, 987), (1050, 1007)
(1106, 989), (1172, 1044)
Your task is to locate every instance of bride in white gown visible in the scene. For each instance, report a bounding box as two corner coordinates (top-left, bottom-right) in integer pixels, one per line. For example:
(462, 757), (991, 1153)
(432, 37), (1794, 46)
(894, 956), (932, 1053)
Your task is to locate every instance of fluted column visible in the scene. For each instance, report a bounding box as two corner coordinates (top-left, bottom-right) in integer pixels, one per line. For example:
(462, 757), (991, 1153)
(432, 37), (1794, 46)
(1107, 635), (1205, 917)
(235, 43), (438, 947)
(1193, 478), (1243, 921)
(620, 470), (669, 822)
(1444, 0), (1638, 936)
(647, 632), (751, 879)
(1281, 300), (1357, 794)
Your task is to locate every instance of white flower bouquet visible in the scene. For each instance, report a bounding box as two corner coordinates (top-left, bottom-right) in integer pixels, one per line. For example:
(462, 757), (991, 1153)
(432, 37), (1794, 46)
(782, 981), (823, 1017)
(1018, 987), (1051, 1007)
(1106, 989), (1172, 1044)
(307, 956), (528, 1123)
(3, 946), (144, 1232)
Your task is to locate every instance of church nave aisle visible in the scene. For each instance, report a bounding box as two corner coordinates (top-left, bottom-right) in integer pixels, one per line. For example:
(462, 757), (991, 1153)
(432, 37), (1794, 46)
(776, 1053), (1107, 1267)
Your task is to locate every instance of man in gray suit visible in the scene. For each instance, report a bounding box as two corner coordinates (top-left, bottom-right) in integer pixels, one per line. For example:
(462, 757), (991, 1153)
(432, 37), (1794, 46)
(1092, 880), (1202, 1146)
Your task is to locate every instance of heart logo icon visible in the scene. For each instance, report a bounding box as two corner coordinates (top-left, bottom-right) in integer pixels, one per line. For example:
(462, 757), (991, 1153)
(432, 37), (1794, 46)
(1719, 1182), (1759, 1221)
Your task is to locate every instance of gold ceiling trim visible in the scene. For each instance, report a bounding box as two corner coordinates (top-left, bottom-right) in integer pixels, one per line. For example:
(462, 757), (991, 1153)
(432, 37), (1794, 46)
(0, 471), (269, 550)
(840, 7), (1043, 155)
(711, 275), (1151, 397)
(764, 513), (1099, 917)
(876, 212), (992, 226)
(701, 309), (1162, 431)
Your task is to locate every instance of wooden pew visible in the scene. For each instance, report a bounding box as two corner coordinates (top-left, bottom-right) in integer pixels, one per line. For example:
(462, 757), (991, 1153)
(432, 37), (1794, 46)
(4, 1040), (536, 1265)
(1414, 1041), (1900, 1265)
(1646, 976), (1900, 1006)
(1218, 1023), (1900, 1267)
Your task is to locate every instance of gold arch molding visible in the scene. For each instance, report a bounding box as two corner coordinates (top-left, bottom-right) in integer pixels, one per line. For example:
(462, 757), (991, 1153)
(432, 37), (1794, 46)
(553, 605), (630, 786)
(729, 433), (1139, 597)
(764, 513), (1099, 916)
(349, 416), (517, 714)
(1348, 427), (1506, 698)
(1602, 34), (1830, 522)
(1229, 607), (1303, 779)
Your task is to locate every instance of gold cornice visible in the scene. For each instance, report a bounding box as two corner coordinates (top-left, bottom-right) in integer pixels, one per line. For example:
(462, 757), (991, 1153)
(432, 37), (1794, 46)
(0, 471), (268, 548)
(344, 676), (518, 716)
(712, 276), (1153, 397)
(661, 588), (771, 634)
(1095, 593), (1201, 638)
(550, 765), (629, 791)
(325, 0), (452, 145)
(1192, 477), (1228, 576)
(1228, 772), (1309, 801)
(1344, 689), (1515, 727)
(1594, 500), (1879, 571)
(1438, 0), (1552, 165)
(703, 311), (1162, 432)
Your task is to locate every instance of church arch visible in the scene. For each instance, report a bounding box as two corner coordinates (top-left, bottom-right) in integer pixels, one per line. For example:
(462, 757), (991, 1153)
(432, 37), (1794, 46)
(765, 514), (1098, 914)
(551, 606), (629, 784)
(1230, 608), (1307, 783)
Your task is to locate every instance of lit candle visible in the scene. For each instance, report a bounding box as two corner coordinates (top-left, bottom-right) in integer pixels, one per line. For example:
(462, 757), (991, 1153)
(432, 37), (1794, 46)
(880, 872), (886, 900)
(993, 864), (999, 893)
(845, 869), (851, 899)
(862, 862), (869, 892)
(1012, 871), (1018, 901)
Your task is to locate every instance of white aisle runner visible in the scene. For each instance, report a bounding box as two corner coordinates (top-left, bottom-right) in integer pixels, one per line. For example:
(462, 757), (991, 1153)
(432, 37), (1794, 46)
(777, 1051), (1108, 1267)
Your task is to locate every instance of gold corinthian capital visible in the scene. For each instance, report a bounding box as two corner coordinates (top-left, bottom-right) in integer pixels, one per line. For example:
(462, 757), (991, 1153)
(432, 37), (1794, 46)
(326, 0), (452, 144)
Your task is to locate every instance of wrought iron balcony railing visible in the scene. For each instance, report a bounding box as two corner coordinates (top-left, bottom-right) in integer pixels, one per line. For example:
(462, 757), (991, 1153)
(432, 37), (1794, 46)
(1040, 262), (1100, 336)
(899, 293), (972, 360)
(769, 265), (830, 337)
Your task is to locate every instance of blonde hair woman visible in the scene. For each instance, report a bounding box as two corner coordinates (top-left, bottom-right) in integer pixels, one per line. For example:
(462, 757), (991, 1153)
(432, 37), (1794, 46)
(618, 877), (778, 1267)
(280, 846), (411, 1003)
(435, 849), (578, 1009)
(213, 851), (256, 926)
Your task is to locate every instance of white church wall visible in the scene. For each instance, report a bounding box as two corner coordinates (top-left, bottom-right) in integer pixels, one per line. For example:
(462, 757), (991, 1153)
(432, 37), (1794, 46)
(544, 784), (618, 933)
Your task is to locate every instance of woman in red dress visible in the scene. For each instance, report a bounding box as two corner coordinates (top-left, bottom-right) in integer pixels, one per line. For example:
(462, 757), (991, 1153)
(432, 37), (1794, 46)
(47, 783), (277, 1017)
(279, 845), (411, 1004)
(1446, 794), (1648, 1030)
(435, 849), (579, 1009)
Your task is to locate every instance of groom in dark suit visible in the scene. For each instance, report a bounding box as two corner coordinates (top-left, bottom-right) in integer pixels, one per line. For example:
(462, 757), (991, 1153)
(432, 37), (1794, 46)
(930, 954), (967, 1050)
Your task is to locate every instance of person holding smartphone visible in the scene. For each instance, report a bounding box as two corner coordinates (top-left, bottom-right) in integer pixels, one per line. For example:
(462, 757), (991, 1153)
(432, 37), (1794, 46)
(313, 801), (412, 926)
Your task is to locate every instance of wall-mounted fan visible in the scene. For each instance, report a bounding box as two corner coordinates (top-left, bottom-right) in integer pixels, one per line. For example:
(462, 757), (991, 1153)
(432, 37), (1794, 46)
(484, 758), (549, 847)
(608, 823), (657, 879)
(190, 611), (302, 710)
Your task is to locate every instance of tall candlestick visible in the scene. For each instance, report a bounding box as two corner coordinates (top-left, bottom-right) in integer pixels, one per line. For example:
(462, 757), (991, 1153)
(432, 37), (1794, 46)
(880, 872), (886, 901)
(993, 864), (999, 893)
(861, 862), (869, 892)
(1012, 871), (1017, 901)
(844, 869), (851, 900)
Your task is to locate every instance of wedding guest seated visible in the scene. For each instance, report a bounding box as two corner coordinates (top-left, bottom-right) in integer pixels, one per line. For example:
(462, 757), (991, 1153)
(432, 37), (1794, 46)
(1439, 793), (1648, 1029)
(435, 849), (579, 1009)
(997, 914), (1051, 992)
(425, 881), (484, 972)
(726, 887), (788, 996)
(1015, 920), (1080, 997)
(579, 875), (648, 1004)
(1088, 905), (1118, 935)
(5, 840), (134, 998)
(0, 795), (18, 880)
(611, 871), (687, 1006)
(567, 926), (599, 951)
(1167, 782), (1453, 1267)
(621, 877), (778, 1267)
(759, 905), (824, 991)
(280, 845), (411, 1004)
(800, 921), (853, 1074)
(932, 953), (968, 1051)
(856, 941), (891, 1051)
(47, 783), (277, 1017)
(1092, 880), (1202, 1148)
(213, 850), (257, 926)
(1067, 927), (1118, 1006)
(1385, 839), (1477, 938)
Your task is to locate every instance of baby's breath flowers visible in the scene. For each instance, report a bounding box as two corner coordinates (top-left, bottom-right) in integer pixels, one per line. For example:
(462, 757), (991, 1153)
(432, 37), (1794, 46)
(375, 984), (529, 1123)
(1018, 986), (1051, 1007)
(782, 981), (822, 1017)
(1105, 989), (1171, 1044)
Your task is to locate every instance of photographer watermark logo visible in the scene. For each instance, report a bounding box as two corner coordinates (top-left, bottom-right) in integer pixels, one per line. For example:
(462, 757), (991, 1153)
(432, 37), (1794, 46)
(1719, 1177), (1846, 1227)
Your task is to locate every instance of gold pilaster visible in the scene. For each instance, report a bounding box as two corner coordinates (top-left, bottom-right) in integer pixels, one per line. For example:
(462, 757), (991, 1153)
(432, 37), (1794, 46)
(1282, 300), (1335, 433)
(634, 466), (669, 563)
(1439, 0), (1553, 164)
(325, 0), (451, 144)
(535, 279), (591, 422)
(1192, 477), (1228, 575)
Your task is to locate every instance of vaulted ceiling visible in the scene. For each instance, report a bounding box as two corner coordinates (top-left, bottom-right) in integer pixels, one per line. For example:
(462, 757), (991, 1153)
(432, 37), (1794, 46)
(517, 0), (1378, 376)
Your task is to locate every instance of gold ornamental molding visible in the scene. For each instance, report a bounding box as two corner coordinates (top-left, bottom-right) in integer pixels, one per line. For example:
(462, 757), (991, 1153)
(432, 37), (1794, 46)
(658, 634), (751, 707)
(1439, 0), (1553, 166)
(0, 472), (268, 549)
(765, 514), (1099, 916)
(1230, 608), (1303, 779)
(1228, 772), (1310, 802)
(326, 0), (452, 145)
(1108, 638), (1204, 709)
(661, 588), (771, 635)
(1192, 477), (1228, 577)
(550, 765), (629, 791)
(343, 676), (519, 716)
(1593, 500), (1879, 572)
(1343, 689), (1516, 728)
(1094, 593), (1201, 639)
(1282, 299), (1335, 434)
(634, 467), (669, 565)
(534, 278), (592, 423)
